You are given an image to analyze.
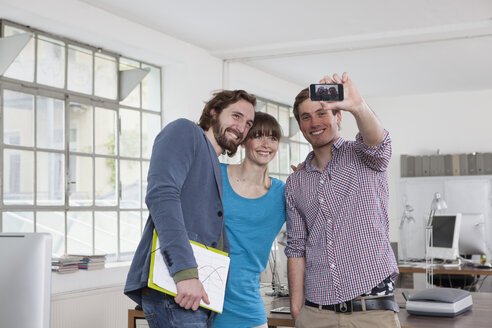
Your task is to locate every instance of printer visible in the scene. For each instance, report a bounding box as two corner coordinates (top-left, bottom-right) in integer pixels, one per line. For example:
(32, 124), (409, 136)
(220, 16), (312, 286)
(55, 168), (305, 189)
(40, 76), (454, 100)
(406, 288), (472, 317)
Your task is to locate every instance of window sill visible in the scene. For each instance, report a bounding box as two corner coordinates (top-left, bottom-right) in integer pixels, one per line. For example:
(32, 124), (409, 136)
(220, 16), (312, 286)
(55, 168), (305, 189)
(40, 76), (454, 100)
(51, 261), (131, 296)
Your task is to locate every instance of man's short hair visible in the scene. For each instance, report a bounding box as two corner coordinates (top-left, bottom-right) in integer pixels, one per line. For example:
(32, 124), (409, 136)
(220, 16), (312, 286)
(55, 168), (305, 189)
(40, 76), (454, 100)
(198, 90), (257, 131)
(293, 88), (310, 123)
(293, 87), (339, 123)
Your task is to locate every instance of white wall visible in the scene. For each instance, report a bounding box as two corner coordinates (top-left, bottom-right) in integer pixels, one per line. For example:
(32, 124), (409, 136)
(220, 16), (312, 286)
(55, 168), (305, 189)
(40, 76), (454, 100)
(339, 89), (492, 241)
(226, 62), (302, 105)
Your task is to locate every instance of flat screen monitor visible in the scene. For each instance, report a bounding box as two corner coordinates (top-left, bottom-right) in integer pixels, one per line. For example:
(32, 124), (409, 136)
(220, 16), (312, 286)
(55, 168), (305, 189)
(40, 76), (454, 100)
(459, 213), (487, 256)
(0, 233), (52, 328)
(429, 214), (462, 261)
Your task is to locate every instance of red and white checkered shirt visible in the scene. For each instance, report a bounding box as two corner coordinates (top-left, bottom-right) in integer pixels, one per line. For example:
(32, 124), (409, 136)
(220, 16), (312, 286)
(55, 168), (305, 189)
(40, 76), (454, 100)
(284, 130), (399, 305)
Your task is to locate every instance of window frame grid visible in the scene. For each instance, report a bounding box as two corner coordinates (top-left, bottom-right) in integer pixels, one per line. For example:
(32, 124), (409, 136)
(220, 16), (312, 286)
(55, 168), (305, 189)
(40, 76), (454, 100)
(0, 19), (162, 261)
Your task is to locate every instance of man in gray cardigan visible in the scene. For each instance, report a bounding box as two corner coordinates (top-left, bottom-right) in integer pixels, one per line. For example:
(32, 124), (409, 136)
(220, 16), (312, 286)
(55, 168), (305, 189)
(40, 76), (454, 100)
(125, 90), (256, 328)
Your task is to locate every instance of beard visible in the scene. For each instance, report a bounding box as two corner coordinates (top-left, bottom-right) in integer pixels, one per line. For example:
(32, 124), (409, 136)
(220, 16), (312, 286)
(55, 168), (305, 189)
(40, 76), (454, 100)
(212, 119), (241, 157)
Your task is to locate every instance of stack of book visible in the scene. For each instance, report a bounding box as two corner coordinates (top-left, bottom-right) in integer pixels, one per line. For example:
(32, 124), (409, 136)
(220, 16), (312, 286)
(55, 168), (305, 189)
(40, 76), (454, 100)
(51, 256), (83, 274)
(74, 254), (107, 270)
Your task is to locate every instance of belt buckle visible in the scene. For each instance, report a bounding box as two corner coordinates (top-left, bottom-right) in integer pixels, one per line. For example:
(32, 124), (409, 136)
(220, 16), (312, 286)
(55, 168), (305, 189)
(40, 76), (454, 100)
(335, 300), (352, 313)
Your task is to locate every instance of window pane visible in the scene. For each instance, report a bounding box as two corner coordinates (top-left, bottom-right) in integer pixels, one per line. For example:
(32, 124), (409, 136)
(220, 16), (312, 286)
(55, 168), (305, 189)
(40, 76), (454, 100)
(142, 161), (149, 209)
(279, 142), (290, 174)
(290, 143), (300, 168)
(95, 107), (117, 155)
(95, 211), (117, 260)
(239, 147), (245, 162)
(279, 106), (290, 138)
(268, 149), (279, 173)
(142, 113), (161, 159)
(257, 100), (266, 113)
(142, 211), (149, 232)
(95, 53), (117, 99)
(300, 144), (311, 161)
(120, 160), (140, 209)
(120, 211), (141, 258)
(267, 103), (278, 117)
(290, 130), (300, 142)
(69, 103), (93, 153)
(37, 96), (65, 150)
(68, 45), (93, 94)
(69, 155), (93, 206)
(37, 211), (65, 256)
(142, 64), (161, 112)
(3, 25), (35, 82)
(120, 108), (140, 157)
(37, 152), (65, 206)
(3, 90), (34, 147)
(37, 35), (65, 88)
(120, 58), (140, 107)
(67, 211), (92, 255)
(95, 157), (117, 206)
(2, 212), (34, 232)
(3, 149), (34, 205)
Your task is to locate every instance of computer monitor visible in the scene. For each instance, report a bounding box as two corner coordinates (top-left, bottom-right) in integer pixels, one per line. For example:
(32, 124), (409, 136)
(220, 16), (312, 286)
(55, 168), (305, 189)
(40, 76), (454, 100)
(429, 214), (462, 260)
(459, 213), (487, 256)
(0, 233), (52, 328)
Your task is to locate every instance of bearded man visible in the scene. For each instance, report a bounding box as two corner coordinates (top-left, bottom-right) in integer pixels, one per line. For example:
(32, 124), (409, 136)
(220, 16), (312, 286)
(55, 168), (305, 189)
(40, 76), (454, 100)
(125, 90), (256, 328)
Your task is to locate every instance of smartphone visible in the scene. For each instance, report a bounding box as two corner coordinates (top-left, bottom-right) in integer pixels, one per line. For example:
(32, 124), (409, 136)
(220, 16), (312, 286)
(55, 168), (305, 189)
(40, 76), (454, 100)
(309, 84), (344, 102)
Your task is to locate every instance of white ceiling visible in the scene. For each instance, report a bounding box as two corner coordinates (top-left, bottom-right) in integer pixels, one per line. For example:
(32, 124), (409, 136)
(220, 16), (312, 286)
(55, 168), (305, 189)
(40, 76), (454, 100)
(81, 0), (492, 97)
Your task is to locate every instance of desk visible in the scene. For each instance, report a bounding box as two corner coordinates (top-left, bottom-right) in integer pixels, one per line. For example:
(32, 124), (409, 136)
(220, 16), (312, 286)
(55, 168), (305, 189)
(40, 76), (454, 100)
(128, 288), (492, 328)
(399, 264), (492, 290)
(398, 264), (492, 276)
(265, 289), (492, 328)
(128, 309), (144, 328)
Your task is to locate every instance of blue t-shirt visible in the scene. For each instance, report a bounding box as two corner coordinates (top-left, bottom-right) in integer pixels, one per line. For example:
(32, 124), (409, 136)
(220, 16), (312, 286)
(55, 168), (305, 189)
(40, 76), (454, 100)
(213, 164), (285, 328)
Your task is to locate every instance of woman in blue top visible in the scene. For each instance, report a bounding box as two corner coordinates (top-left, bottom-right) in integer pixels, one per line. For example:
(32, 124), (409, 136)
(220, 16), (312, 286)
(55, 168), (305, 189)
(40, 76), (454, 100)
(213, 112), (286, 328)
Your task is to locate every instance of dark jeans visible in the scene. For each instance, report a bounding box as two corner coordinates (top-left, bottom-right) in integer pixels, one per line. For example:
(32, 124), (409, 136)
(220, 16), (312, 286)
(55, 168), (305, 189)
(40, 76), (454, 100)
(141, 288), (215, 328)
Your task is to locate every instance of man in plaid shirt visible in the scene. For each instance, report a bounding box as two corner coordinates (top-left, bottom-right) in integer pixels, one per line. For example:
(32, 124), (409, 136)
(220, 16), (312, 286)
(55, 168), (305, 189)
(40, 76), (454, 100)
(285, 72), (399, 328)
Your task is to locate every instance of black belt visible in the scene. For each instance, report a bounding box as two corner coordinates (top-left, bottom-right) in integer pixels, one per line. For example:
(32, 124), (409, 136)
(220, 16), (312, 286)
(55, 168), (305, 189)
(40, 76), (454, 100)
(305, 295), (399, 313)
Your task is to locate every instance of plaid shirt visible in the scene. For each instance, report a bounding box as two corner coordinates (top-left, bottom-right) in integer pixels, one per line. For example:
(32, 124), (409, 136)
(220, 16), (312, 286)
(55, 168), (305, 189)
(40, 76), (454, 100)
(284, 130), (398, 305)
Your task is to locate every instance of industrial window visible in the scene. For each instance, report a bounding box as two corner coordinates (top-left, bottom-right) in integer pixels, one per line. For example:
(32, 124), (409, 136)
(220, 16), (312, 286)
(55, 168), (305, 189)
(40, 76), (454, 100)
(0, 20), (162, 261)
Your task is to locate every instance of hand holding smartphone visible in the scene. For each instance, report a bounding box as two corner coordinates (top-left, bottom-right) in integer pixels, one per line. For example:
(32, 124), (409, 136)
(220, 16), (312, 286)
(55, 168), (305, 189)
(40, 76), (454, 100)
(309, 84), (343, 102)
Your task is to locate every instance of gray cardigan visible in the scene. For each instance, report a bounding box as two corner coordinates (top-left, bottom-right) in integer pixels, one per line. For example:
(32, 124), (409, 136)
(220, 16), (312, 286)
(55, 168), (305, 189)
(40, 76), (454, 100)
(124, 118), (228, 305)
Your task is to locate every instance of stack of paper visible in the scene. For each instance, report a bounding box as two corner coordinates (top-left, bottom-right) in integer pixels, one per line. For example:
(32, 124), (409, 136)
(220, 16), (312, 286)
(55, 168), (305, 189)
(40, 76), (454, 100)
(51, 256), (83, 274)
(72, 254), (107, 270)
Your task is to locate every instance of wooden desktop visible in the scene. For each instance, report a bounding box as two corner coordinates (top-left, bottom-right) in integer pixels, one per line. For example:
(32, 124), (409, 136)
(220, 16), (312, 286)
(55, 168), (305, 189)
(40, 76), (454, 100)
(265, 288), (492, 328)
(398, 264), (492, 276)
(398, 263), (492, 290)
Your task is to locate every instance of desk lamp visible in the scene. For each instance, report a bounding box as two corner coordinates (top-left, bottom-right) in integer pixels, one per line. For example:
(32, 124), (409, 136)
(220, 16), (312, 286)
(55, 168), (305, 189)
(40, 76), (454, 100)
(266, 231), (289, 297)
(399, 202), (415, 262)
(425, 192), (447, 288)
(427, 192), (447, 226)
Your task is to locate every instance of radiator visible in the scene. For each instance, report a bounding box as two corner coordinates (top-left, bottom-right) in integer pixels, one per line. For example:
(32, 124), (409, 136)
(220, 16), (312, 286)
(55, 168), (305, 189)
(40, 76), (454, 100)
(51, 285), (137, 328)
